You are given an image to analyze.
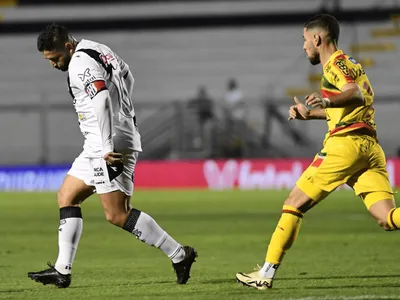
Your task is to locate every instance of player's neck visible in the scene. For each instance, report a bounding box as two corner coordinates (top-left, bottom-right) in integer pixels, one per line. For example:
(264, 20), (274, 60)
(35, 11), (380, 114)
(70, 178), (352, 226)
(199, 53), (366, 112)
(71, 40), (78, 53)
(319, 43), (338, 67)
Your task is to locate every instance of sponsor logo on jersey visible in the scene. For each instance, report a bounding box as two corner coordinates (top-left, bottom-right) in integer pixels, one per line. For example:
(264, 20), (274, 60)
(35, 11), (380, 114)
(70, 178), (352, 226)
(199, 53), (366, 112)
(109, 165), (118, 172)
(335, 59), (350, 76)
(78, 113), (87, 122)
(349, 67), (365, 80)
(78, 68), (92, 82)
(94, 167), (104, 177)
(349, 57), (358, 64)
(78, 68), (99, 89)
(132, 228), (142, 239)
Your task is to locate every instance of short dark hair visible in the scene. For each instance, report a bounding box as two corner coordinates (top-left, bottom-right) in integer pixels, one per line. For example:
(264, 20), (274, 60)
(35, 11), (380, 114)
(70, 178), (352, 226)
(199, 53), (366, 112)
(304, 14), (340, 44)
(37, 24), (71, 52)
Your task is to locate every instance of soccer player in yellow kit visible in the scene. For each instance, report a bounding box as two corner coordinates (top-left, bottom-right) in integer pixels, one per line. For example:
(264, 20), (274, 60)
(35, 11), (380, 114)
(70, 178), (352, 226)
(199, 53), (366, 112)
(236, 14), (399, 290)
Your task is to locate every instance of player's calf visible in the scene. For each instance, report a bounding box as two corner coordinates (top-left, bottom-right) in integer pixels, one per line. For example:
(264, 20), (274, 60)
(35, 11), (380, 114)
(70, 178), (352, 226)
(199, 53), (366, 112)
(367, 195), (400, 231)
(121, 208), (197, 283)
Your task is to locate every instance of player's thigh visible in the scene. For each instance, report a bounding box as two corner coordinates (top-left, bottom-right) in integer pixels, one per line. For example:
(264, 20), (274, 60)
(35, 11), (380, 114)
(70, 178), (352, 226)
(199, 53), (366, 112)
(349, 142), (394, 210)
(290, 158), (330, 213)
(58, 175), (94, 208)
(296, 135), (364, 208)
(350, 145), (394, 224)
(59, 153), (95, 207)
(95, 152), (138, 225)
(352, 170), (394, 211)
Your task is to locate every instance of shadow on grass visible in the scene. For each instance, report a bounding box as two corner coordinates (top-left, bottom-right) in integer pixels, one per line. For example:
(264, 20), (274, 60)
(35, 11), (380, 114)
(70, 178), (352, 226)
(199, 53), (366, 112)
(0, 289), (36, 293)
(69, 280), (173, 289)
(200, 274), (400, 285)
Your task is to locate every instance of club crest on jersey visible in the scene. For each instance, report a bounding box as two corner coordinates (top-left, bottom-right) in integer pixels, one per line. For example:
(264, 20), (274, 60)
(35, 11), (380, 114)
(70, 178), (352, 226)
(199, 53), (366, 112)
(100, 53), (115, 65)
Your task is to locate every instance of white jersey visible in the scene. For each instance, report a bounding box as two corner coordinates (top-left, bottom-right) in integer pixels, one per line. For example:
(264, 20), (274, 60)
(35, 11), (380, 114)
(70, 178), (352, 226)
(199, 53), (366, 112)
(68, 39), (142, 157)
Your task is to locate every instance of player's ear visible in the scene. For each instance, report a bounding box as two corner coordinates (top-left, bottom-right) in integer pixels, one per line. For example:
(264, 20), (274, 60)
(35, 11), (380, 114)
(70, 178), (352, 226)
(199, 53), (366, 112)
(65, 42), (74, 54)
(313, 34), (322, 47)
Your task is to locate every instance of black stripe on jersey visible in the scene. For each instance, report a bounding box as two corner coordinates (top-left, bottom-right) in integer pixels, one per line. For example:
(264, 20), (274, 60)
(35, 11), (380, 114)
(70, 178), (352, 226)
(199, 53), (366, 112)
(67, 76), (75, 99)
(77, 48), (136, 122)
(76, 48), (113, 77)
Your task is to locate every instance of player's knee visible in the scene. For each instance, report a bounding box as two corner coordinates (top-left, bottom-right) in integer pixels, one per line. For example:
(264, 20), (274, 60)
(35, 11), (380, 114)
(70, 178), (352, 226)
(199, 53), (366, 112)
(284, 189), (314, 214)
(104, 211), (127, 227)
(57, 190), (74, 208)
(284, 189), (300, 207)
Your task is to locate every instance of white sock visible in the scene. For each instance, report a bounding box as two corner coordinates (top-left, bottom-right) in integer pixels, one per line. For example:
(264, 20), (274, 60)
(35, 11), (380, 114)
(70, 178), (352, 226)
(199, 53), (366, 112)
(258, 261), (279, 279)
(123, 209), (186, 263)
(55, 207), (83, 275)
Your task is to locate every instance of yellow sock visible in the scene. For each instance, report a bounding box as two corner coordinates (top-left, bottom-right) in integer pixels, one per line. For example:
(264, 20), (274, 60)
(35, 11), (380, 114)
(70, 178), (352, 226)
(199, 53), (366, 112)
(266, 205), (303, 265)
(387, 208), (400, 230)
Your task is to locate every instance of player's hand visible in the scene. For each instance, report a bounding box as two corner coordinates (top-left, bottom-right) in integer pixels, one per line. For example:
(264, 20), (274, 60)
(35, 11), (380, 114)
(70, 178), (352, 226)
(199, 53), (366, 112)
(305, 92), (331, 108)
(103, 152), (124, 166)
(288, 96), (310, 121)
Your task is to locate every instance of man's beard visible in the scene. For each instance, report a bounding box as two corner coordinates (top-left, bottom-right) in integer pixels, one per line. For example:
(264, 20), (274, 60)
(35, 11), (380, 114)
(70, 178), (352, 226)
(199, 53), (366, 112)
(308, 52), (321, 65)
(59, 55), (71, 72)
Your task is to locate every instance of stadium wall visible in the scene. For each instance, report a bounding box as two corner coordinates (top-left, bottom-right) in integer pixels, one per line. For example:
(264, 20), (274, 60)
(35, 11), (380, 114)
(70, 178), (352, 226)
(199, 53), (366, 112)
(1, 25), (400, 163)
(1, 1), (399, 163)
(0, 158), (399, 191)
(1, 0), (399, 33)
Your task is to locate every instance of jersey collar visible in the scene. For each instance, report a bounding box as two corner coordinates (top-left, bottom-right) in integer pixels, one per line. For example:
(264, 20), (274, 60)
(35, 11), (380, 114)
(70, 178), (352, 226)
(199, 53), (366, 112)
(323, 49), (344, 69)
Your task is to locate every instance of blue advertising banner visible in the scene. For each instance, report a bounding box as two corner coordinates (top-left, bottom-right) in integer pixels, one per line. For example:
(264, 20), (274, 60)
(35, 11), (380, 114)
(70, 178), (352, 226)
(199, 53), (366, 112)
(0, 166), (69, 191)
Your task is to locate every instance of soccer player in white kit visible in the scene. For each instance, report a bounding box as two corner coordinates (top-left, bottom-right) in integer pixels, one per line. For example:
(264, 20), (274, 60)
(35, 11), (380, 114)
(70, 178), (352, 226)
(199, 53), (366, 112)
(28, 24), (197, 288)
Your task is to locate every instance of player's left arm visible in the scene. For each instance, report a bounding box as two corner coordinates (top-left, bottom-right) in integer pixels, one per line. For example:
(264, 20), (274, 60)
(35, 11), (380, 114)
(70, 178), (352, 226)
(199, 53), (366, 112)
(70, 55), (121, 164)
(305, 83), (364, 108)
(91, 90), (114, 154)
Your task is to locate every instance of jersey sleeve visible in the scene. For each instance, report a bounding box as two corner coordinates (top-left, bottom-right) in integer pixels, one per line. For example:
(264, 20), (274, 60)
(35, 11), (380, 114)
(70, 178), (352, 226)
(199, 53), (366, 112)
(69, 53), (107, 99)
(115, 53), (130, 76)
(326, 58), (356, 90)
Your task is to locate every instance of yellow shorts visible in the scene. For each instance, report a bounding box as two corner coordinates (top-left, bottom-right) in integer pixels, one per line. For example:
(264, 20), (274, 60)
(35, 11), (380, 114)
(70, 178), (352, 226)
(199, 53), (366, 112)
(297, 133), (394, 209)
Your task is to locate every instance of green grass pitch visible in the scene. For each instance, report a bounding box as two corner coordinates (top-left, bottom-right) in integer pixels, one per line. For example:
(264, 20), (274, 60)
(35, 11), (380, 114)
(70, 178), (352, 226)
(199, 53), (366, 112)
(0, 190), (400, 300)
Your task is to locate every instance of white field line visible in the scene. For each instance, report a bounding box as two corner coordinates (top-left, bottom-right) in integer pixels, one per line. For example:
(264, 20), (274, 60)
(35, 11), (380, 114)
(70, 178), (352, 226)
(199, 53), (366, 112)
(284, 295), (400, 300)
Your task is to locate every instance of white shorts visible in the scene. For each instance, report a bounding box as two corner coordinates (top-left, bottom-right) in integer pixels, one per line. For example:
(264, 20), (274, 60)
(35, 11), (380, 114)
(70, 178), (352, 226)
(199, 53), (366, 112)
(67, 151), (138, 196)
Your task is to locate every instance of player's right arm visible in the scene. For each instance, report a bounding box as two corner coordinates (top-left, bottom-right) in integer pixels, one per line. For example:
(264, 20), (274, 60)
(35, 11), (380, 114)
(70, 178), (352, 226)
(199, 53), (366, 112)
(308, 108), (326, 119)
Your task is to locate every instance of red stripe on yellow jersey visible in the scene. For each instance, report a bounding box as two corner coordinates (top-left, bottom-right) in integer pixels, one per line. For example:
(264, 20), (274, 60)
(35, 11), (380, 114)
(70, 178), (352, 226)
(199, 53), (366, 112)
(320, 50), (377, 141)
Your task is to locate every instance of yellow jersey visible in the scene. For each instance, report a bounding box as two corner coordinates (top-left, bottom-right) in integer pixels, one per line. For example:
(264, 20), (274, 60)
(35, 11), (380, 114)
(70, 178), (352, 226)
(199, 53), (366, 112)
(321, 50), (376, 140)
